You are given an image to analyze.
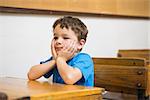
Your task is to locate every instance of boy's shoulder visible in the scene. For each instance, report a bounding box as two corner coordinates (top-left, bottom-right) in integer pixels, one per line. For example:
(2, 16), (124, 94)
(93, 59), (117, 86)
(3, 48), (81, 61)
(75, 52), (91, 57)
(72, 53), (92, 61)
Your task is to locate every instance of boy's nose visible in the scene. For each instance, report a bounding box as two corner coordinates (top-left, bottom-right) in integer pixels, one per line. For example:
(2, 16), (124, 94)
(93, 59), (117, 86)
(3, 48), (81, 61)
(56, 38), (63, 45)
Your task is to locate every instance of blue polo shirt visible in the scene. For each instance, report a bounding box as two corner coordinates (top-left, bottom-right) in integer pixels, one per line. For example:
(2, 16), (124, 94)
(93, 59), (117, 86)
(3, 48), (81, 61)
(40, 53), (94, 86)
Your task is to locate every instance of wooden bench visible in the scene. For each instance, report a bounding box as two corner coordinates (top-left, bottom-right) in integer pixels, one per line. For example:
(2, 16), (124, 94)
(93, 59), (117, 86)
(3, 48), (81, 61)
(117, 49), (150, 99)
(117, 49), (150, 64)
(93, 57), (148, 100)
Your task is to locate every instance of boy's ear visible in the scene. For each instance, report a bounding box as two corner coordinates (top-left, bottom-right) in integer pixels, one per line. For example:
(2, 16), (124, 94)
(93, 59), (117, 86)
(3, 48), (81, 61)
(77, 39), (86, 50)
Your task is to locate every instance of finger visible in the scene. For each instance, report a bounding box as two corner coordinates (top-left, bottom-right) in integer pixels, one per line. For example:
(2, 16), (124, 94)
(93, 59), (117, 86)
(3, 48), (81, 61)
(67, 40), (75, 52)
(51, 39), (54, 53)
(62, 40), (73, 52)
(51, 39), (54, 50)
(73, 43), (78, 53)
(69, 40), (77, 53)
(69, 41), (76, 52)
(51, 39), (57, 59)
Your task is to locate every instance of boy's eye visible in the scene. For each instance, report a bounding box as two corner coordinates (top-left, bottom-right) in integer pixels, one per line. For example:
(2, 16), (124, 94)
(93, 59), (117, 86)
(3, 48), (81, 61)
(63, 37), (70, 39)
(54, 37), (58, 40)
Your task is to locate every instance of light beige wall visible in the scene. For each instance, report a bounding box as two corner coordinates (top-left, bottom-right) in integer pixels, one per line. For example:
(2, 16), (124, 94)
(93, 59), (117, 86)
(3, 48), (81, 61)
(0, 14), (149, 79)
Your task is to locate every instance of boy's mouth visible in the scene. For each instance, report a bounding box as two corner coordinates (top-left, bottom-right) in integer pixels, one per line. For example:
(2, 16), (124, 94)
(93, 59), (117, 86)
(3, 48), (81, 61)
(55, 47), (63, 51)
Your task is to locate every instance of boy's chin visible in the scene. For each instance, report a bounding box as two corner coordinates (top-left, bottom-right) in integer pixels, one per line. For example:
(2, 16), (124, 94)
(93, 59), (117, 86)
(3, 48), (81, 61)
(55, 49), (61, 52)
(56, 50), (61, 53)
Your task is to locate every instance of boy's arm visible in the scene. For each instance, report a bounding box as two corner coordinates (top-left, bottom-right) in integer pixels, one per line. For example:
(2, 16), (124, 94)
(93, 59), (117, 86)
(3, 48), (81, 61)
(27, 60), (55, 80)
(28, 39), (57, 81)
(55, 40), (82, 84)
(56, 57), (82, 85)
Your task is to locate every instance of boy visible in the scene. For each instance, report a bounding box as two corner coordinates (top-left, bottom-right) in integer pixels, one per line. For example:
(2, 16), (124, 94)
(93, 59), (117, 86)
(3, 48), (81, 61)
(28, 16), (94, 86)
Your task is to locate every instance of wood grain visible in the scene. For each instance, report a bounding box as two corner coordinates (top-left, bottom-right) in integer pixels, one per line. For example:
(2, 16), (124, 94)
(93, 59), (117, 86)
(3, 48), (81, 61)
(93, 57), (148, 96)
(0, 77), (104, 100)
(117, 49), (150, 96)
(118, 49), (150, 64)
(0, 0), (149, 18)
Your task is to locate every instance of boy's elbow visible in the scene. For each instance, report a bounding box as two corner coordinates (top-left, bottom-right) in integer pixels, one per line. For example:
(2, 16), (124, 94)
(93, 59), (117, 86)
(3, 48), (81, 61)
(27, 72), (36, 81)
(64, 79), (75, 85)
(63, 75), (76, 85)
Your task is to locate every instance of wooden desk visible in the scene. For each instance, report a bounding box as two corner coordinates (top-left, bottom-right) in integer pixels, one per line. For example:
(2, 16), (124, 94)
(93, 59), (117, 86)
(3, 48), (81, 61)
(118, 49), (150, 65)
(93, 57), (148, 100)
(117, 49), (150, 97)
(0, 77), (104, 100)
(147, 64), (150, 96)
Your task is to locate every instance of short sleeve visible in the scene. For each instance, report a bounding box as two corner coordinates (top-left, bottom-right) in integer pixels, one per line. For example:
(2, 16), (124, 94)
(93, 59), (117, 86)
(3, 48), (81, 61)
(40, 57), (52, 64)
(40, 57), (53, 78)
(72, 54), (94, 82)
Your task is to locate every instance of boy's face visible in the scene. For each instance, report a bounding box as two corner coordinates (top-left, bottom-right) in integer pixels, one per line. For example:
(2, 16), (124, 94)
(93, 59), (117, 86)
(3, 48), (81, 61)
(52, 24), (84, 53)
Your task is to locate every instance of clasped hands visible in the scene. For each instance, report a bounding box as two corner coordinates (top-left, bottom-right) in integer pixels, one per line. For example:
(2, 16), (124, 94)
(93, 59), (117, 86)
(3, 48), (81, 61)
(51, 39), (78, 62)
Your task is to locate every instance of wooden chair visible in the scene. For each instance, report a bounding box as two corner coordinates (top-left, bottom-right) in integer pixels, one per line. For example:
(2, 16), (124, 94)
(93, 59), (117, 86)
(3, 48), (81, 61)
(117, 49), (150, 64)
(93, 57), (148, 100)
(0, 92), (7, 100)
(117, 49), (150, 99)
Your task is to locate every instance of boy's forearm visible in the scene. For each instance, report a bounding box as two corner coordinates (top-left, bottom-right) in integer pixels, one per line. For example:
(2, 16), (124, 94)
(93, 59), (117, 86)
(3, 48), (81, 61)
(28, 60), (55, 80)
(56, 57), (81, 84)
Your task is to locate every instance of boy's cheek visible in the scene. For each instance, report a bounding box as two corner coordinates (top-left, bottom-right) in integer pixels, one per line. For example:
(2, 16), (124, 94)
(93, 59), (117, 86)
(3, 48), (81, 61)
(65, 40), (71, 43)
(63, 41), (70, 46)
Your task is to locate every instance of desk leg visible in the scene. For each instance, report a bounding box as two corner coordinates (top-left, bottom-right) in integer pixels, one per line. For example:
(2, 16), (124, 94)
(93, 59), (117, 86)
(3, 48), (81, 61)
(137, 89), (145, 100)
(0, 92), (8, 100)
(145, 96), (150, 100)
(16, 96), (30, 100)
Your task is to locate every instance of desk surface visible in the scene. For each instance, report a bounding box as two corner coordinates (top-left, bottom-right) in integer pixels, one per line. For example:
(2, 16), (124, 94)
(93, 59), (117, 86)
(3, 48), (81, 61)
(0, 77), (104, 100)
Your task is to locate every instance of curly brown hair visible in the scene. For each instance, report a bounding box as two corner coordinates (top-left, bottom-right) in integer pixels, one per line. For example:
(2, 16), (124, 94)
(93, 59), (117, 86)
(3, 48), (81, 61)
(53, 16), (88, 42)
